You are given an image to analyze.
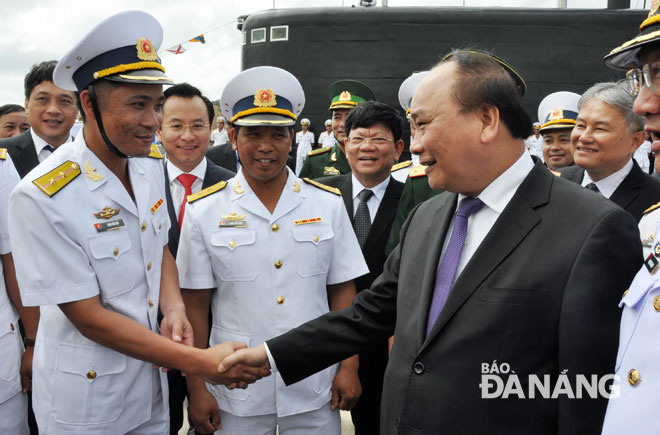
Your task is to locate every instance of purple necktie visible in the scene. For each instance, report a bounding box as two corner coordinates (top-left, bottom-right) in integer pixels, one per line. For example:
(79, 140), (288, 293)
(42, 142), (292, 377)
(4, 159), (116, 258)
(426, 196), (484, 335)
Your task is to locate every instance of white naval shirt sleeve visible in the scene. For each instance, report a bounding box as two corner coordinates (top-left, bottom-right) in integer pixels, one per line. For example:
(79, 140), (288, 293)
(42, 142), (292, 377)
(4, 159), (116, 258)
(176, 202), (216, 290)
(0, 157), (20, 255)
(8, 184), (101, 306)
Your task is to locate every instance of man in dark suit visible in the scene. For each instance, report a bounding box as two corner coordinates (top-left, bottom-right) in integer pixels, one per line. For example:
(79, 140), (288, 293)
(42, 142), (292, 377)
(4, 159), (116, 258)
(220, 50), (642, 435)
(157, 82), (234, 434)
(557, 81), (660, 223)
(318, 101), (404, 434)
(1, 60), (78, 178)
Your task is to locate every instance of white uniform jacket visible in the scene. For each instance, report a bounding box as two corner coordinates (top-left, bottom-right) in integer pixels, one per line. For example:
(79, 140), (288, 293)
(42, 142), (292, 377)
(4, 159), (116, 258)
(8, 136), (170, 434)
(177, 168), (368, 418)
(295, 131), (315, 175)
(0, 155), (23, 405)
(602, 207), (660, 435)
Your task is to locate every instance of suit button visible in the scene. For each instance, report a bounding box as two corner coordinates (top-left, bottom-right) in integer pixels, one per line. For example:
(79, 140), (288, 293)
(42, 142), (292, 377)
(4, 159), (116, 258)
(229, 241), (237, 248)
(113, 247), (119, 256)
(9, 322), (14, 331)
(148, 299), (154, 307)
(313, 235), (319, 243)
(271, 224), (279, 232)
(147, 261), (152, 271)
(87, 370), (97, 380)
(413, 362), (424, 374)
(277, 296), (285, 304)
(275, 260), (283, 269)
(653, 295), (660, 311)
(627, 369), (640, 386)
(141, 222), (147, 232)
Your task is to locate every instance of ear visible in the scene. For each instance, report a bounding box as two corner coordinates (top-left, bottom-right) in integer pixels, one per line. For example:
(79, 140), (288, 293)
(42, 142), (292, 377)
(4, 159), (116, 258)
(24, 97), (29, 111)
(79, 90), (97, 122)
(394, 139), (405, 161)
(156, 129), (162, 144)
(229, 127), (238, 151)
(478, 103), (500, 144)
(629, 130), (647, 155)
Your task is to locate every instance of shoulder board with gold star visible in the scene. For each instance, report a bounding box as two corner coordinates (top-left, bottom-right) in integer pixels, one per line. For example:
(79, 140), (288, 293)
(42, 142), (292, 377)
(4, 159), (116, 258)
(32, 161), (81, 197)
(307, 146), (332, 157)
(302, 178), (341, 196)
(148, 144), (163, 159)
(549, 169), (561, 177)
(0, 148), (7, 160)
(644, 201), (660, 215)
(187, 180), (227, 203)
(409, 165), (427, 178)
(391, 160), (412, 172)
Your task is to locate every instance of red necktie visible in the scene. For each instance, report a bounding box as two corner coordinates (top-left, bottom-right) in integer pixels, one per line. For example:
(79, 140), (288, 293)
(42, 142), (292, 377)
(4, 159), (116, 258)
(177, 173), (197, 228)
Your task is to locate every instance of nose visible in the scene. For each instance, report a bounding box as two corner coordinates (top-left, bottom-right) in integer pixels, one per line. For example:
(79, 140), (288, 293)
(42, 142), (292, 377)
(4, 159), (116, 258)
(634, 85), (660, 117)
(181, 125), (195, 140)
(410, 131), (423, 155)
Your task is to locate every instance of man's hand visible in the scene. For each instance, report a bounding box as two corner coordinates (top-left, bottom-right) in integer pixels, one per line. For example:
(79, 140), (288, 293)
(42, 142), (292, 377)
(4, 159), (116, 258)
(160, 307), (194, 347)
(20, 346), (34, 392)
(218, 344), (270, 374)
(331, 362), (362, 410)
(188, 387), (221, 434)
(200, 342), (271, 385)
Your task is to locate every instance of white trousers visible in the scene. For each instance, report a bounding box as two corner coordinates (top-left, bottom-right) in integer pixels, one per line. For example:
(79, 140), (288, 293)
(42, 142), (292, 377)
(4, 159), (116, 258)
(0, 390), (29, 435)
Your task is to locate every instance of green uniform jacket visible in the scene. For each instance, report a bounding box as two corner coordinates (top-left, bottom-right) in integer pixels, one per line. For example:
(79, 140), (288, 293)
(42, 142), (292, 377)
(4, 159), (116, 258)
(385, 172), (442, 255)
(299, 142), (351, 179)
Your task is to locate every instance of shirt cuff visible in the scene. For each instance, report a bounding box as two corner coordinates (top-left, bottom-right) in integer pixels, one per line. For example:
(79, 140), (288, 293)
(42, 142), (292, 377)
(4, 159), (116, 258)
(263, 342), (278, 373)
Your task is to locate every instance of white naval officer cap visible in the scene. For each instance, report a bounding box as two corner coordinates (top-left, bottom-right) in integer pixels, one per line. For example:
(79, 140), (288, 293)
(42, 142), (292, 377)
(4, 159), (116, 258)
(220, 66), (304, 127)
(324, 119), (332, 127)
(398, 71), (429, 118)
(53, 10), (172, 93)
(301, 118), (310, 125)
(537, 91), (581, 133)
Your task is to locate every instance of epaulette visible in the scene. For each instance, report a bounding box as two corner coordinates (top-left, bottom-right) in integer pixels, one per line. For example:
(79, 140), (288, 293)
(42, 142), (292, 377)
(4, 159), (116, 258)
(643, 201), (660, 215)
(409, 165), (427, 178)
(549, 169), (561, 177)
(302, 178), (341, 196)
(148, 144), (163, 159)
(187, 180), (227, 203)
(32, 161), (81, 197)
(307, 146), (332, 157)
(391, 160), (412, 172)
(0, 148), (7, 160)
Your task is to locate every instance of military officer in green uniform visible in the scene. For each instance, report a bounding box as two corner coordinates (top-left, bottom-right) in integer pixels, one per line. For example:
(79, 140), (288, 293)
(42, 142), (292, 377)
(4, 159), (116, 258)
(299, 80), (375, 178)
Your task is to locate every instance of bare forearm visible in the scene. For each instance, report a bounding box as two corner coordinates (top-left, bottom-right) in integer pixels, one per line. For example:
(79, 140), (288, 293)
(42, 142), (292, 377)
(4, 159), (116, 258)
(327, 280), (357, 311)
(182, 288), (213, 393)
(159, 247), (185, 316)
(2, 253), (39, 338)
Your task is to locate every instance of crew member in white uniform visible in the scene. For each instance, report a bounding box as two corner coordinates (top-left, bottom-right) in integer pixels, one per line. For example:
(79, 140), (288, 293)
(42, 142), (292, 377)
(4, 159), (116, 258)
(8, 11), (267, 435)
(211, 116), (229, 146)
(0, 151), (29, 435)
(317, 119), (335, 148)
(178, 66), (368, 435)
(295, 118), (314, 175)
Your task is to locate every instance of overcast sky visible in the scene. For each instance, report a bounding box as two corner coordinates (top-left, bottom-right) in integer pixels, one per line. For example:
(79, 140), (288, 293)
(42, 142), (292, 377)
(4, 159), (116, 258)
(0, 0), (648, 106)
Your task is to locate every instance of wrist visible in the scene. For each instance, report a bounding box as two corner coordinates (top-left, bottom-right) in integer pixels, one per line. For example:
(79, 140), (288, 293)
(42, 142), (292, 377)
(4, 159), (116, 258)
(23, 337), (35, 347)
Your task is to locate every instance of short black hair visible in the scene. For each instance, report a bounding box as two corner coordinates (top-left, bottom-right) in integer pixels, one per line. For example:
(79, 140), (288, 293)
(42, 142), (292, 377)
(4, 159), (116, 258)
(344, 101), (405, 142)
(24, 60), (58, 100)
(0, 104), (25, 117)
(163, 82), (214, 125)
(442, 49), (533, 139)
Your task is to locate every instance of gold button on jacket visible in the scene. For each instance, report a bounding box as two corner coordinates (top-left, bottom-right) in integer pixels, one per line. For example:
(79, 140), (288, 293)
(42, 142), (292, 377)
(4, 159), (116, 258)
(277, 296), (285, 304)
(653, 295), (660, 311)
(275, 260), (283, 269)
(271, 224), (279, 232)
(87, 370), (97, 380)
(627, 369), (640, 386)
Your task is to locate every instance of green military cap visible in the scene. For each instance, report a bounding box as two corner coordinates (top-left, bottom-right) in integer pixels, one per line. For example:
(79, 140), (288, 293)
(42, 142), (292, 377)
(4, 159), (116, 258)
(327, 79), (375, 110)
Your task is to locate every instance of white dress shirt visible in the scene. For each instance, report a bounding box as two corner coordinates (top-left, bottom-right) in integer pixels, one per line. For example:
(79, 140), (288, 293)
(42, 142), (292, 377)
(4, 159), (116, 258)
(31, 129), (72, 163)
(351, 174), (390, 222)
(166, 158), (207, 221)
(444, 151), (535, 278)
(581, 159), (633, 199)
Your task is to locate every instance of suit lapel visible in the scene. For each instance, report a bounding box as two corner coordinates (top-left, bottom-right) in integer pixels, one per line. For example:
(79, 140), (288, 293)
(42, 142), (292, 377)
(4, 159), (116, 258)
(362, 177), (403, 257)
(338, 175), (353, 219)
(15, 131), (39, 178)
(422, 164), (551, 349)
(609, 161), (642, 211)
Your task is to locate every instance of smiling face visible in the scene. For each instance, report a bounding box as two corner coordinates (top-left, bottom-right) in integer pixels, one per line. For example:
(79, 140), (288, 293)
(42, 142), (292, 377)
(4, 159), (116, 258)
(542, 128), (574, 170)
(572, 98), (645, 181)
(232, 125), (292, 187)
(332, 108), (350, 148)
(409, 63), (484, 194)
(345, 122), (404, 187)
(0, 110), (30, 139)
(157, 95), (210, 173)
(25, 80), (78, 146)
(635, 47), (660, 154)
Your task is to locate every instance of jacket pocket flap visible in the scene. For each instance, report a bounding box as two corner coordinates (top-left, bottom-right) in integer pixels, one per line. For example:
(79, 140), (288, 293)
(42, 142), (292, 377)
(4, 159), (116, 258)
(88, 230), (131, 260)
(56, 343), (127, 379)
(291, 224), (333, 244)
(211, 229), (256, 251)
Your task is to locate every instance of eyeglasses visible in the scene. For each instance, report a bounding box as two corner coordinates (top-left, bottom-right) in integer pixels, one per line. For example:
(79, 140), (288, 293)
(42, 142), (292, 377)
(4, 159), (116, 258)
(163, 123), (210, 134)
(626, 62), (660, 96)
(347, 136), (393, 146)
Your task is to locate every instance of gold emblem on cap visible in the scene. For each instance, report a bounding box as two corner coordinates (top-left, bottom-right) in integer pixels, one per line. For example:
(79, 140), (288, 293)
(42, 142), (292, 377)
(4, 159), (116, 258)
(136, 37), (158, 61)
(94, 206), (120, 220)
(221, 212), (247, 221)
(254, 88), (277, 107)
(549, 107), (564, 121)
(339, 91), (352, 102)
(84, 161), (104, 181)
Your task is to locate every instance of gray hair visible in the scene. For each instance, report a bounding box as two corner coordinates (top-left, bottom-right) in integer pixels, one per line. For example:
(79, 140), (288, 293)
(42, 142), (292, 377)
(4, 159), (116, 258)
(578, 81), (645, 135)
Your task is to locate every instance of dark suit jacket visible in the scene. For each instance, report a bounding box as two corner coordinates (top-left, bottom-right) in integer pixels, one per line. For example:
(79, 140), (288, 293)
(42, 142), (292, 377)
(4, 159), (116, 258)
(268, 162), (642, 435)
(558, 160), (660, 222)
(164, 157), (234, 257)
(318, 174), (404, 293)
(1, 130), (39, 179)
